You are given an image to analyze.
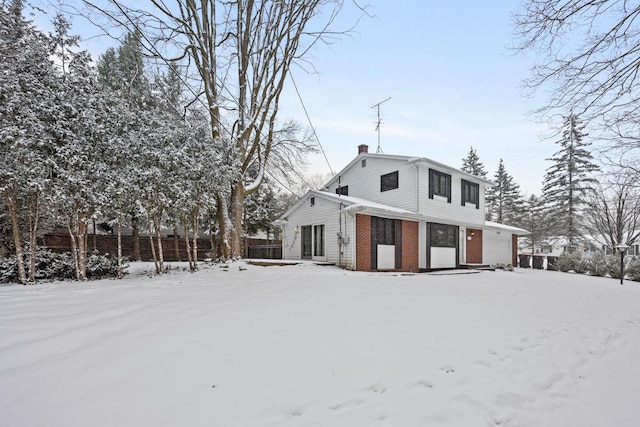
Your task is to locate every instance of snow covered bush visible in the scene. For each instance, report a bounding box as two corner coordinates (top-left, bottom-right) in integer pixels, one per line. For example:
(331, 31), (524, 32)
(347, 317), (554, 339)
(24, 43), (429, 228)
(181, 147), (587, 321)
(625, 257), (640, 282)
(606, 255), (622, 279)
(0, 248), (126, 283)
(492, 263), (514, 271)
(573, 258), (590, 274)
(587, 253), (607, 277)
(86, 252), (127, 280)
(555, 253), (581, 273)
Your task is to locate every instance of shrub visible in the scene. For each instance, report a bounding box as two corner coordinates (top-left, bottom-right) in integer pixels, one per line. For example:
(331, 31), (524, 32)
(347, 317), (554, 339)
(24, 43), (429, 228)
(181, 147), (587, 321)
(555, 252), (582, 272)
(587, 253), (607, 277)
(606, 254), (622, 279)
(492, 263), (514, 271)
(625, 257), (640, 282)
(0, 248), (126, 283)
(573, 258), (590, 274)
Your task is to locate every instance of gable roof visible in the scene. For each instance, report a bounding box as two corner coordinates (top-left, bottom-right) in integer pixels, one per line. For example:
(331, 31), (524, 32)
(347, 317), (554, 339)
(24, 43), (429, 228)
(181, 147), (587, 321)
(322, 152), (494, 189)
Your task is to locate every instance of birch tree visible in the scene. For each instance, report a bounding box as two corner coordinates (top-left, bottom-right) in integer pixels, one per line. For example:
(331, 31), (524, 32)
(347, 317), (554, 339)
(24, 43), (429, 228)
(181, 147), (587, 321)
(79, 0), (364, 258)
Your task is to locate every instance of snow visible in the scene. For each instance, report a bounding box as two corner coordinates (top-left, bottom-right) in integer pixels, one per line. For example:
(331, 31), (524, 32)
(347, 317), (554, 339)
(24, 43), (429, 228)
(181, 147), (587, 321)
(2, 262), (640, 427)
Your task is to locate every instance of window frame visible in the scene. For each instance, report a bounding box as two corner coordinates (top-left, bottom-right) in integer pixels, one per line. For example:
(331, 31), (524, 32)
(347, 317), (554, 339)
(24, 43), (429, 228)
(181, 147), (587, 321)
(428, 169), (451, 202)
(461, 179), (480, 209)
(380, 171), (399, 192)
(335, 186), (349, 196)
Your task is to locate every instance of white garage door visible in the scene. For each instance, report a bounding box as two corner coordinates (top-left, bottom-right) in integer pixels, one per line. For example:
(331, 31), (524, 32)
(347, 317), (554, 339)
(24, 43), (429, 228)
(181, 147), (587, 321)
(483, 237), (511, 266)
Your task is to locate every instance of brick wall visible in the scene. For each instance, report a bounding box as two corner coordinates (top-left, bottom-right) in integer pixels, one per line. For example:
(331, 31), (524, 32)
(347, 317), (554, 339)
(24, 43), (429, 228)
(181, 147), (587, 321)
(512, 234), (518, 266)
(466, 228), (483, 264)
(401, 220), (419, 272)
(355, 214), (372, 271)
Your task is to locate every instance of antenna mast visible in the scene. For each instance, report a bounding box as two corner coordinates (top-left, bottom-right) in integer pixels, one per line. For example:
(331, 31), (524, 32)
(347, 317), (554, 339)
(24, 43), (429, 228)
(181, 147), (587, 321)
(371, 97), (391, 154)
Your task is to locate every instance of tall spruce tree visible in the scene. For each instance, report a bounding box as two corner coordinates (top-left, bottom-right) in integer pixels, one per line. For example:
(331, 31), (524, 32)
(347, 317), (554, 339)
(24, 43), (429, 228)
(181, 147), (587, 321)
(461, 146), (488, 178)
(486, 159), (524, 225)
(542, 113), (599, 252)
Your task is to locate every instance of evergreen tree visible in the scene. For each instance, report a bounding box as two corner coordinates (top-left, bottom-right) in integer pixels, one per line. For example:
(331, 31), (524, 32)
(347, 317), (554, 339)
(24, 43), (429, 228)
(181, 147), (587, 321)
(0, 2), (58, 282)
(461, 146), (488, 178)
(486, 159), (524, 225)
(542, 113), (599, 252)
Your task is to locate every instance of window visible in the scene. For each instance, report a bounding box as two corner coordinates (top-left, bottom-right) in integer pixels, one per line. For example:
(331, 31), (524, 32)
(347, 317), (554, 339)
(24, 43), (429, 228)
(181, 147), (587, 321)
(429, 169), (451, 202)
(313, 224), (325, 256)
(310, 197), (315, 207)
(372, 216), (395, 245)
(335, 186), (349, 196)
(430, 223), (457, 247)
(361, 159), (367, 168)
(461, 179), (479, 208)
(380, 171), (399, 192)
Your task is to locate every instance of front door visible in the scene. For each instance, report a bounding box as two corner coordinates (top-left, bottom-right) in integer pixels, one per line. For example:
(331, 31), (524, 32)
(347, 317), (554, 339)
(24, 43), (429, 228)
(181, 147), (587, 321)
(466, 228), (483, 264)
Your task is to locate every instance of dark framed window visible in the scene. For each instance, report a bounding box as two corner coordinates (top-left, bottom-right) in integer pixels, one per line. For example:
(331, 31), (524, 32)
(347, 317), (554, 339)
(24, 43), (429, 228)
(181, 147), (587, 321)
(381, 171), (399, 192)
(335, 186), (349, 196)
(429, 169), (451, 202)
(372, 216), (395, 245)
(313, 224), (325, 256)
(430, 223), (457, 247)
(461, 179), (479, 208)
(310, 197), (315, 207)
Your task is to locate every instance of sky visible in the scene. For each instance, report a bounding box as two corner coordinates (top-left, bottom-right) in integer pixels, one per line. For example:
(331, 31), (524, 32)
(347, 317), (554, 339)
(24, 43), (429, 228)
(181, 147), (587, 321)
(29, 0), (560, 195)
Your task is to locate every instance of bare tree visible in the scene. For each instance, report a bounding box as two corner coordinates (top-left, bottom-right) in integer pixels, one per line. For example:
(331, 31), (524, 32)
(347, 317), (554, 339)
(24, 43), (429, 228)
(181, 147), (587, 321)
(79, 0), (366, 258)
(586, 175), (640, 249)
(513, 1), (640, 157)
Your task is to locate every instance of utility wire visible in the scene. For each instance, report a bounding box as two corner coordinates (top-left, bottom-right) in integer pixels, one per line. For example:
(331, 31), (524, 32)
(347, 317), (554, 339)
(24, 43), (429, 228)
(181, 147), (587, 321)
(289, 71), (335, 176)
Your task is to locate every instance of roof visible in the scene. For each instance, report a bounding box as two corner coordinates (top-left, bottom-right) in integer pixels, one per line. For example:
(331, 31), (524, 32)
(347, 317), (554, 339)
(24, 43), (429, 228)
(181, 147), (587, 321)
(277, 190), (530, 235)
(485, 221), (530, 235)
(323, 152), (494, 189)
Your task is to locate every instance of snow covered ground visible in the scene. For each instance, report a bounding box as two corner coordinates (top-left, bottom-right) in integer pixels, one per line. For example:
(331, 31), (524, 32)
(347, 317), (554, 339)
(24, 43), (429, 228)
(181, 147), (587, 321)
(2, 262), (640, 427)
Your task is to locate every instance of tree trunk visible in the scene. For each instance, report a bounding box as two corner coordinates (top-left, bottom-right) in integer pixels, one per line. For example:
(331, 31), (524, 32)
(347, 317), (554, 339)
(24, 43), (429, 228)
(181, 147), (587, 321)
(154, 216), (164, 273)
(78, 218), (88, 281)
(117, 216), (124, 279)
(28, 191), (39, 282)
(68, 217), (80, 281)
(183, 218), (194, 271)
(173, 227), (181, 262)
(192, 208), (199, 270)
(3, 189), (26, 283)
(216, 194), (230, 260)
(229, 181), (245, 258)
(148, 215), (160, 274)
(132, 213), (141, 261)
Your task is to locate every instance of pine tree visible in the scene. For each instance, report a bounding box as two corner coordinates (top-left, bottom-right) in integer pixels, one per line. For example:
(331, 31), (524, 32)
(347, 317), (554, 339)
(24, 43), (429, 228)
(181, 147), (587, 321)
(542, 113), (599, 252)
(461, 146), (488, 178)
(486, 159), (524, 225)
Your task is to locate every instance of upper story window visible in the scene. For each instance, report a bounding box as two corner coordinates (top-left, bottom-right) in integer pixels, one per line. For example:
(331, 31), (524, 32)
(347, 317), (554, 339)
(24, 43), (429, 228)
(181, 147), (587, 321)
(361, 159), (367, 168)
(429, 169), (451, 202)
(335, 186), (349, 196)
(461, 179), (479, 209)
(380, 171), (399, 192)
(310, 197), (315, 207)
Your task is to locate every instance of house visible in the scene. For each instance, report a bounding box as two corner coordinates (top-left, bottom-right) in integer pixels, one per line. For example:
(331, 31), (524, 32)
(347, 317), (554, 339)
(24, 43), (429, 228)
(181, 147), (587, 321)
(275, 145), (529, 272)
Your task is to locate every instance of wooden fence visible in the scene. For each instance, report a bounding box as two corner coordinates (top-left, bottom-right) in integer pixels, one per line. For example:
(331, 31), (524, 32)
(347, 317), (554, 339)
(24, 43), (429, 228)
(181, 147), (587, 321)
(41, 234), (282, 261)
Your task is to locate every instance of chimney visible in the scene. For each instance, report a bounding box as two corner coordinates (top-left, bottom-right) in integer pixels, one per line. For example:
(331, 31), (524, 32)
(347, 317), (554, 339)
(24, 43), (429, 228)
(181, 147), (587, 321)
(358, 144), (369, 154)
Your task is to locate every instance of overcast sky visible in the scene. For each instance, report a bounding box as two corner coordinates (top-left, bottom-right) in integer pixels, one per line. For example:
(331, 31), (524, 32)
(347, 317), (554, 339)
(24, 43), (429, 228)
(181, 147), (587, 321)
(31, 0), (560, 195)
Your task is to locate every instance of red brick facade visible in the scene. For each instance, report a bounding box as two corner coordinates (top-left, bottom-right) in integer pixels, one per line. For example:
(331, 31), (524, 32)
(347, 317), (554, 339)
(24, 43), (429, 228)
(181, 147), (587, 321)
(466, 228), (483, 264)
(512, 234), (518, 266)
(355, 214), (419, 272)
(355, 214), (372, 271)
(401, 221), (420, 272)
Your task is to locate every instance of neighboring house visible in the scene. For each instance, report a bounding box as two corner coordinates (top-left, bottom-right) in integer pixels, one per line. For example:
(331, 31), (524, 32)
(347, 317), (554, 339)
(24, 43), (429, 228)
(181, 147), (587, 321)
(275, 145), (529, 272)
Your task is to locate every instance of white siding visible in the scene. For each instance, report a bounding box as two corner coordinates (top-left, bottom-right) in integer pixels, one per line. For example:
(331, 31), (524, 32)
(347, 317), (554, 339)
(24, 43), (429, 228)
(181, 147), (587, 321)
(417, 164), (486, 226)
(280, 195), (355, 268)
(328, 157), (418, 212)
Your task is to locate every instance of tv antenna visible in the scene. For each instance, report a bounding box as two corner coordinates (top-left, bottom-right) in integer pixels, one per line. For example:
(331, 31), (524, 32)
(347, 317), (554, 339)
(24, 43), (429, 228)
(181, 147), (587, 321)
(371, 97), (391, 154)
